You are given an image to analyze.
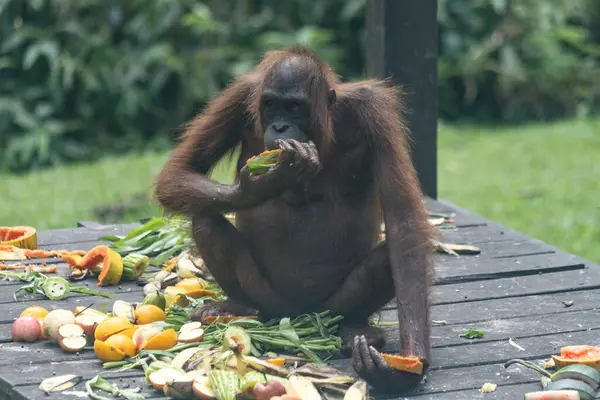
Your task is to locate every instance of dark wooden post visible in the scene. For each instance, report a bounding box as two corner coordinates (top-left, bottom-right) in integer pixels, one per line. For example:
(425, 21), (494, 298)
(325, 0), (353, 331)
(365, 0), (438, 199)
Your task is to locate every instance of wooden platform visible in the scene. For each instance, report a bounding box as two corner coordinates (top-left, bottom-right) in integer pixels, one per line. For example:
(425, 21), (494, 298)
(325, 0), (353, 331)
(1, 197), (599, 399)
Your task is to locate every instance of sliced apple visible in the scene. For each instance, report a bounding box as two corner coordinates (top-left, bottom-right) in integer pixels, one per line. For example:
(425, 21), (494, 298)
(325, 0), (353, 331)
(148, 368), (184, 391)
(178, 328), (205, 343)
(57, 324), (86, 353)
(180, 322), (202, 333)
(74, 314), (98, 339)
(192, 376), (217, 400)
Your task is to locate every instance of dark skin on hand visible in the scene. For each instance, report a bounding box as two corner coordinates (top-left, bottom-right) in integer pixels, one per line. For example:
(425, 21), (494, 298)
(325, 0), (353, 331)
(154, 46), (437, 393)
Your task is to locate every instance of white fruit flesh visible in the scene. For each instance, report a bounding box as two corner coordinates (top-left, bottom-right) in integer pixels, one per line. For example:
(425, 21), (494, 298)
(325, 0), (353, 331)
(149, 369), (184, 391)
(60, 336), (87, 352)
(178, 329), (205, 343)
(180, 322), (202, 333)
(192, 376), (216, 400)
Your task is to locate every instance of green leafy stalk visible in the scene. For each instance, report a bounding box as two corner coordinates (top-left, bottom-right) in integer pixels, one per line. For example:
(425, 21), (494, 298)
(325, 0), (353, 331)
(86, 375), (145, 400)
(100, 217), (193, 264)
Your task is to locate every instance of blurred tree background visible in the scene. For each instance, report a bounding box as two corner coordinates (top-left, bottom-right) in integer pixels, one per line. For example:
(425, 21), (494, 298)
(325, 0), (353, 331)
(1, 0), (599, 172)
(1, 0), (599, 262)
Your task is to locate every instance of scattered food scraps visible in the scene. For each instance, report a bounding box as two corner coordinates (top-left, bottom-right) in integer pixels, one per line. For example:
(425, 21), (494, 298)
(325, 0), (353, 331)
(481, 382), (497, 393)
(460, 328), (485, 339)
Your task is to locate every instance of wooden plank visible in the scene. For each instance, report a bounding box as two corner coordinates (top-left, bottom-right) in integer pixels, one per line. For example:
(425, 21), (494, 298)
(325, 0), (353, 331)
(327, 358), (544, 398)
(10, 375), (161, 400)
(36, 223), (140, 246)
(434, 249), (585, 284)
(365, 0), (438, 198)
(0, 361), (142, 396)
(405, 382), (543, 400)
(438, 225), (528, 245)
(432, 268), (600, 304)
(428, 286), (599, 325)
(429, 308), (599, 348)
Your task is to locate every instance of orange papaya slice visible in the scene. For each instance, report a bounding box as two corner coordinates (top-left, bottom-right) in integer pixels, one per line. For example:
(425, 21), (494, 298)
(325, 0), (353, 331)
(79, 245), (123, 286)
(381, 354), (424, 375)
(0, 226), (37, 249)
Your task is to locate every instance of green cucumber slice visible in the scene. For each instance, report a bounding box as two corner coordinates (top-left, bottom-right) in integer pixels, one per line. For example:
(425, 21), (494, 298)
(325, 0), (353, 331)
(42, 277), (71, 300)
(222, 326), (252, 355)
(546, 378), (595, 400)
(552, 364), (600, 390)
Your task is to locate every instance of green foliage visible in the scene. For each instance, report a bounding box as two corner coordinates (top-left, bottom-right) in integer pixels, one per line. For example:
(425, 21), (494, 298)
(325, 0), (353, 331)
(437, 0), (600, 121)
(1, 0), (599, 172)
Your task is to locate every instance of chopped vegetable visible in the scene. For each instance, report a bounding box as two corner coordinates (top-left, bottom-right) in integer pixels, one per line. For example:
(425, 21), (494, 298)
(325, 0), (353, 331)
(121, 253), (149, 280)
(223, 326), (252, 355)
(100, 217), (193, 265)
(246, 149), (283, 176)
(39, 374), (82, 393)
(551, 365), (600, 390)
(42, 277), (71, 300)
(208, 369), (240, 400)
(545, 379), (595, 400)
(460, 328), (484, 339)
(11, 270), (113, 301)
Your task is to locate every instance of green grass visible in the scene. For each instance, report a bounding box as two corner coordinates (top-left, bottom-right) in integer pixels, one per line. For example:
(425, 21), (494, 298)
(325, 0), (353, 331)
(439, 118), (600, 263)
(1, 118), (599, 264)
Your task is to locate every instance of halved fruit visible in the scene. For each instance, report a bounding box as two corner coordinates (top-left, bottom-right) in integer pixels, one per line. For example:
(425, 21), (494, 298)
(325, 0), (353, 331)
(134, 304), (166, 325)
(79, 245), (123, 286)
(74, 306), (108, 324)
(223, 326), (252, 355)
(119, 325), (139, 339)
(133, 324), (163, 351)
(178, 327), (205, 344)
(381, 354), (424, 375)
(148, 369), (184, 392)
(175, 277), (207, 292)
(141, 328), (178, 351)
(164, 286), (189, 308)
(94, 316), (132, 341)
(57, 324), (86, 353)
(74, 314), (98, 339)
(94, 339), (126, 362)
(0, 226), (37, 249)
(193, 376), (217, 400)
(104, 333), (137, 357)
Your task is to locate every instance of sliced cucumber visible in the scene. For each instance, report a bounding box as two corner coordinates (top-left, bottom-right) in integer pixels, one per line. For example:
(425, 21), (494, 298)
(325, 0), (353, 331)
(524, 390), (580, 400)
(42, 277), (71, 300)
(546, 379), (595, 400)
(222, 326), (252, 355)
(552, 364), (600, 390)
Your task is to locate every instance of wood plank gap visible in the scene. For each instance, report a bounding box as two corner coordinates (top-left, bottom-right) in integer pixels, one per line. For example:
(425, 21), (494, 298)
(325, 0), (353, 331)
(433, 262), (585, 285)
(431, 325), (600, 350)
(491, 250), (555, 260)
(426, 306), (595, 329)
(430, 283), (600, 306)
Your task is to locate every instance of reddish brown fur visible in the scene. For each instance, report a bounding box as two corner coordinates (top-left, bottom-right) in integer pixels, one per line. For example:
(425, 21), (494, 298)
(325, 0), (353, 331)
(155, 46), (436, 393)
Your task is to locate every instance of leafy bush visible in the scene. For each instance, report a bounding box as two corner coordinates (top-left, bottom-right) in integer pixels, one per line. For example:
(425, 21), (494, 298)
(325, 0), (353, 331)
(0, 0), (599, 172)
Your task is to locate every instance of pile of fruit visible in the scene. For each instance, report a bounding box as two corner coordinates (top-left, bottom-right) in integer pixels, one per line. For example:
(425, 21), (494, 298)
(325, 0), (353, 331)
(506, 346), (600, 400)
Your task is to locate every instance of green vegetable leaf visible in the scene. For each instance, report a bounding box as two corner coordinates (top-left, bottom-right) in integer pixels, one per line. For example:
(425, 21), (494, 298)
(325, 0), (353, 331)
(279, 317), (300, 344)
(460, 328), (484, 339)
